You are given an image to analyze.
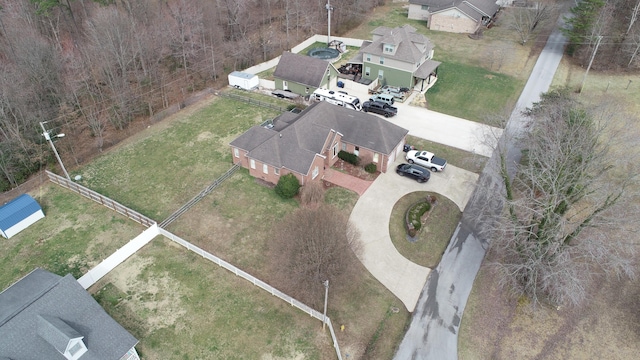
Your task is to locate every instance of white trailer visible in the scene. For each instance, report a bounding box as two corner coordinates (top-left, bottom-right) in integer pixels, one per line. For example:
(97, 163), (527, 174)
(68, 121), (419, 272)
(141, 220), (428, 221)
(228, 71), (259, 90)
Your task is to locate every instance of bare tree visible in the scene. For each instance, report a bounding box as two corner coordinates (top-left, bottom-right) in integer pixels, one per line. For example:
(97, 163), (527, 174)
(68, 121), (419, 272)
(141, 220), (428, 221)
(484, 89), (639, 307)
(268, 204), (363, 308)
(506, 3), (554, 45)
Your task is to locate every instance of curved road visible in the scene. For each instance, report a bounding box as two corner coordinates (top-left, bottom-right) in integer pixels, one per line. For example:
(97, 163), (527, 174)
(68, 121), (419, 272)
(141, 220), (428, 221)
(392, 16), (569, 360)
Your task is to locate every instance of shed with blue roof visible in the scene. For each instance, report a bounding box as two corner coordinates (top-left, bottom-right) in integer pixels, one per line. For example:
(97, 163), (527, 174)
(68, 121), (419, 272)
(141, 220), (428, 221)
(0, 194), (45, 239)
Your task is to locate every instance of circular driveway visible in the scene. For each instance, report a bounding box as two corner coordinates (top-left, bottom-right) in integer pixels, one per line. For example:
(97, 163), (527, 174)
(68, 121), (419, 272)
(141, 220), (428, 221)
(349, 162), (478, 311)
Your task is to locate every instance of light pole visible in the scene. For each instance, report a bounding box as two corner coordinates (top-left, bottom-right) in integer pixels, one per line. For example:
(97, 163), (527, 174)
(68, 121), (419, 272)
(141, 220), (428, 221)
(40, 121), (71, 181)
(323, 279), (329, 330)
(326, 0), (333, 46)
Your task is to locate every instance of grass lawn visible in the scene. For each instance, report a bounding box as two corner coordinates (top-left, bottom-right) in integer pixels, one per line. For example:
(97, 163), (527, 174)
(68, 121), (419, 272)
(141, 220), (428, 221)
(76, 95), (281, 221)
(389, 192), (462, 268)
(92, 237), (330, 360)
(406, 135), (487, 174)
(425, 62), (523, 122)
(0, 184), (144, 290)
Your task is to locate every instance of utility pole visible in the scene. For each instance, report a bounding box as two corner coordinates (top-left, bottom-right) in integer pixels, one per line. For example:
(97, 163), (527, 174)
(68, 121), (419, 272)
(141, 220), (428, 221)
(579, 35), (602, 94)
(322, 280), (329, 330)
(40, 121), (71, 181)
(326, 0), (333, 46)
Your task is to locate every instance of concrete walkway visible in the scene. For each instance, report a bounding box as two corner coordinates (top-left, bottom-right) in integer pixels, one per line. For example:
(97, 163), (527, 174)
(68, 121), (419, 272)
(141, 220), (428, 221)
(349, 163), (478, 311)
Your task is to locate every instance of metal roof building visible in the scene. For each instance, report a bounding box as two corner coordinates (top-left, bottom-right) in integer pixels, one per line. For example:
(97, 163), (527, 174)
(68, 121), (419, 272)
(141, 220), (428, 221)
(0, 194), (45, 239)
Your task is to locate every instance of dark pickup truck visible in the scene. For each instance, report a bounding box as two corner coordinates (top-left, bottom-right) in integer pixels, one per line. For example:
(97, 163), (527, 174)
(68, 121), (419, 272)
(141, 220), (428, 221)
(362, 101), (398, 117)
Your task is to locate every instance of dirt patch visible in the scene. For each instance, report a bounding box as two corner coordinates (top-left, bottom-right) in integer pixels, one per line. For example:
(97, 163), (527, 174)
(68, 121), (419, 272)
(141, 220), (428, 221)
(106, 255), (188, 332)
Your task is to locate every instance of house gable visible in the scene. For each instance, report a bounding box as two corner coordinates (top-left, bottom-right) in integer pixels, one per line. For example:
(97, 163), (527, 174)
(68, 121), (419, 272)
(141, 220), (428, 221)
(273, 52), (337, 90)
(0, 268), (139, 360)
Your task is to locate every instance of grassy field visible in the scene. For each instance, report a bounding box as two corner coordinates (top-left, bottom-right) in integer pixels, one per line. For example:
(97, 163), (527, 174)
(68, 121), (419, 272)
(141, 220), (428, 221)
(53, 90), (412, 359)
(458, 59), (640, 359)
(388, 192), (462, 268)
(0, 184), (144, 290)
(76, 95), (283, 221)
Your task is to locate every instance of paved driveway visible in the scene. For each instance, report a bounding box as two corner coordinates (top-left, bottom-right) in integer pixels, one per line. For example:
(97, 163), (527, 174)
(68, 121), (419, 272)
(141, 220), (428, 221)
(349, 163), (478, 311)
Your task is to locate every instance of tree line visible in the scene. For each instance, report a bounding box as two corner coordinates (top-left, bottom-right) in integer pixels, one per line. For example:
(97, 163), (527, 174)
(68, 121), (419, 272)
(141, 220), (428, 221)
(0, 0), (383, 191)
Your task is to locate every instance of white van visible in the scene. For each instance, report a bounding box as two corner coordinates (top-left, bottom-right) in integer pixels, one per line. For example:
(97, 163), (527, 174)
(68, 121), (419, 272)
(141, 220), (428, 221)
(370, 93), (395, 106)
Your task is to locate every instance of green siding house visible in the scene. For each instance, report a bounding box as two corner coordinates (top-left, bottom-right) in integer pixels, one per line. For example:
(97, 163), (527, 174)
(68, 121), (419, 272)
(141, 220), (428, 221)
(351, 25), (441, 90)
(273, 52), (340, 97)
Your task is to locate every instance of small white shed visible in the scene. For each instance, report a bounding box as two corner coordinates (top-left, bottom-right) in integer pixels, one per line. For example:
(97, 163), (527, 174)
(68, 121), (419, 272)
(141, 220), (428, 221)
(228, 71), (259, 90)
(0, 194), (45, 239)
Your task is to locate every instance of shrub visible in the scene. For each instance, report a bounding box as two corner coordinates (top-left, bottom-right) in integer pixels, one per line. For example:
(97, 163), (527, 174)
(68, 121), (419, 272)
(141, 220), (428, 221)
(364, 163), (377, 173)
(300, 181), (325, 206)
(338, 150), (359, 165)
(274, 173), (300, 199)
(406, 201), (431, 232)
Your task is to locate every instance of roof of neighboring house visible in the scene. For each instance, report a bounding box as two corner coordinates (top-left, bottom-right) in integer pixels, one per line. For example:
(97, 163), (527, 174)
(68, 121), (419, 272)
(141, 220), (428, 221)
(0, 194), (43, 231)
(230, 101), (409, 176)
(410, 0), (500, 22)
(360, 25), (433, 64)
(0, 268), (138, 360)
(273, 52), (335, 88)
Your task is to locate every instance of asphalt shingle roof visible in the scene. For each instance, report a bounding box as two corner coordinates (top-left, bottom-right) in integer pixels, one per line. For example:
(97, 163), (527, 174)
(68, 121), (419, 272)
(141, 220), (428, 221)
(0, 268), (138, 360)
(273, 52), (334, 88)
(231, 102), (408, 176)
(410, 0), (500, 22)
(361, 25), (433, 64)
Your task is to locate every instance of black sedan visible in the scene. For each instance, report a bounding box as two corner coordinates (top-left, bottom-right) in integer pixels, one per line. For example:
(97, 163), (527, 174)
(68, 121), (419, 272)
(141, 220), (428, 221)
(396, 163), (431, 183)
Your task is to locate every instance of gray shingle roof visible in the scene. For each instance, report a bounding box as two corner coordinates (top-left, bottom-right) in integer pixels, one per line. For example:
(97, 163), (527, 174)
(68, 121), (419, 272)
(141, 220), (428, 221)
(361, 25), (433, 64)
(410, 0), (500, 22)
(231, 102), (408, 176)
(273, 52), (334, 88)
(0, 268), (138, 360)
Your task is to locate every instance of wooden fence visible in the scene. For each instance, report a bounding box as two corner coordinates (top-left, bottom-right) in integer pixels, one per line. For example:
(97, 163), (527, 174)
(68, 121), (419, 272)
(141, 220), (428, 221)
(45, 171), (156, 227)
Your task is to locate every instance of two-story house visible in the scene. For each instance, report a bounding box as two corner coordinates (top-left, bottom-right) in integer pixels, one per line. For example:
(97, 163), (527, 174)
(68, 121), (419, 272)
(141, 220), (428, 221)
(349, 25), (441, 90)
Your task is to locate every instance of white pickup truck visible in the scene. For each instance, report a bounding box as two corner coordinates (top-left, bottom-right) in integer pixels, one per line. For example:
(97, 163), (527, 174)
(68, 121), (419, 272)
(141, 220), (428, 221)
(405, 150), (447, 172)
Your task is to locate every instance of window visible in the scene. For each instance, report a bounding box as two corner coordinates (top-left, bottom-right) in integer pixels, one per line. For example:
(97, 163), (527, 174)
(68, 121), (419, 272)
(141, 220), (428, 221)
(263, 164), (268, 174)
(354, 146), (359, 156)
(384, 44), (394, 53)
(312, 166), (319, 179)
(366, 54), (371, 62)
(233, 148), (239, 158)
(365, 67), (371, 76)
(378, 70), (384, 80)
(282, 80), (288, 90)
(306, 87), (310, 94)
(373, 153), (379, 163)
(341, 143), (347, 151)
(64, 339), (87, 360)
(379, 57), (385, 65)
(333, 143), (338, 158)
(250, 159), (256, 169)
(275, 168), (280, 175)
(421, 5), (429, 10)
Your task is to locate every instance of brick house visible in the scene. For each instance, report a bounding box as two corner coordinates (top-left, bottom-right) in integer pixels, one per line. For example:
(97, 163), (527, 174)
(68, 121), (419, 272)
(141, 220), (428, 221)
(229, 101), (408, 186)
(347, 25), (441, 90)
(0, 268), (140, 360)
(408, 0), (500, 34)
(273, 52), (340, 97)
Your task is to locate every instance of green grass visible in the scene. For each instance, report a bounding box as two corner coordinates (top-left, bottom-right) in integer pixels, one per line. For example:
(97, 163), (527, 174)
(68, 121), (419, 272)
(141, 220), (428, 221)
(77, 96), (281, 221)
(406, 135), (487, 174)
(426, 62), (522, 122)
(324, 187), (359, 211)
(0, 184), (144, 289)
(93, 238), (326, 360)
(389, 192), (461, 268)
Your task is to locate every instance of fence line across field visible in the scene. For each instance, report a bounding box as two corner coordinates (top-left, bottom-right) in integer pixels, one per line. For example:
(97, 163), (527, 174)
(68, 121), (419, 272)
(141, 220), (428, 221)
(45, 173), (343, 359)
(45, 171), (155, 227)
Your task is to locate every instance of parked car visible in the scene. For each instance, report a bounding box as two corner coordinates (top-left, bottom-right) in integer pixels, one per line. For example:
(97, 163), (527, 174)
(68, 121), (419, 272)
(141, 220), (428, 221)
(406, 150), (447, 172)
(362, 101), (398, 117)
(380, 85), (405, 99)
(370, 93), (395, 106)
(396, 163), (431, 183)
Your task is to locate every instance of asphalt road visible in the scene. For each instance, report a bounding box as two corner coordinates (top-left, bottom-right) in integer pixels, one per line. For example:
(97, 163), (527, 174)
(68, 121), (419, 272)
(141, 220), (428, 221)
(392, 16), (570, 360)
